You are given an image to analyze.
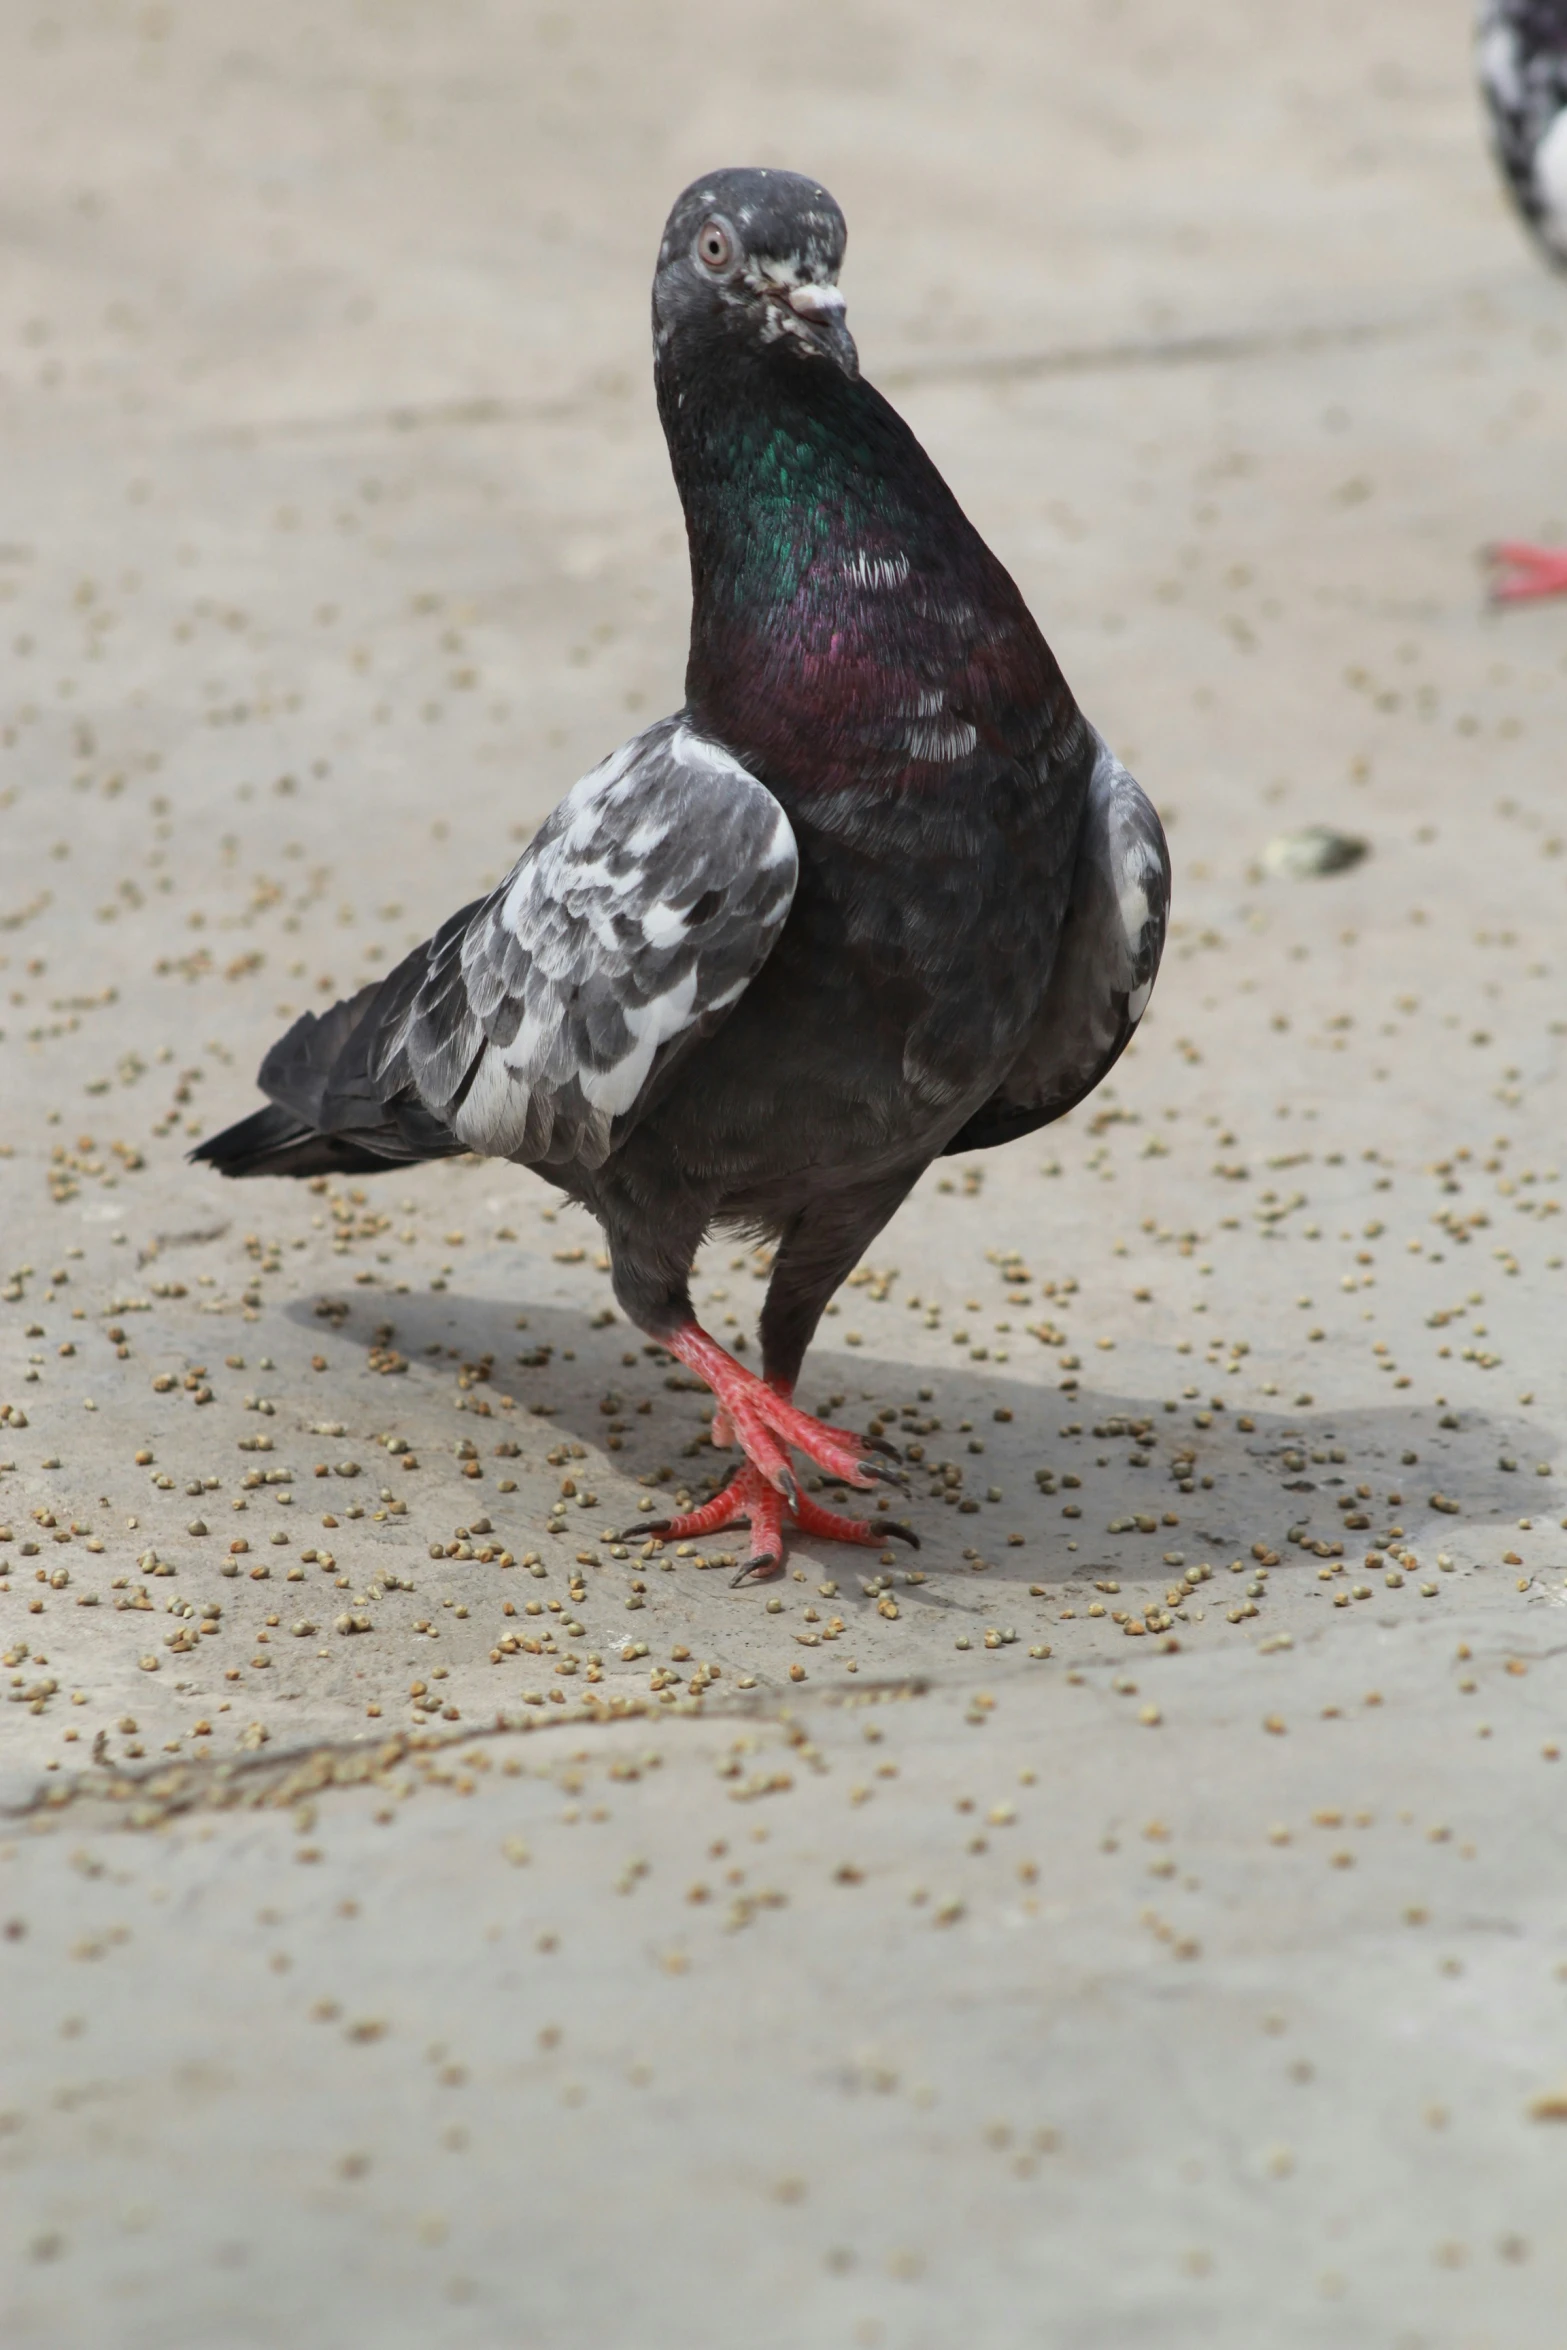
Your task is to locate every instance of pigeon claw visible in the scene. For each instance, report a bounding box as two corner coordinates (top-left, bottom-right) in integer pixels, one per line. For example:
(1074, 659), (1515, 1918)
(729, 1547), (782, 1590)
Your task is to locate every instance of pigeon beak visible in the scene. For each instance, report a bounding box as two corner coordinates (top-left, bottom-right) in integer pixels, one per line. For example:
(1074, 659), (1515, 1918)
(787, 280), (858, 376)
(787, 282), (846, 323)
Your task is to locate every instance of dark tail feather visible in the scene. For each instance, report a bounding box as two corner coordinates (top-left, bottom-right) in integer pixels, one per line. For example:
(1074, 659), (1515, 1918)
(190, 917), (483, 1182)
(190, 1103), (406, 1181)
(255, 984), (384, 1128)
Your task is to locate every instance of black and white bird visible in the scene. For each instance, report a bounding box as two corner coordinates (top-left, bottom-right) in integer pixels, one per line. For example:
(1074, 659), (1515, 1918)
(195, 168), (1170, 1584)
(1477, 0), (1567, 598)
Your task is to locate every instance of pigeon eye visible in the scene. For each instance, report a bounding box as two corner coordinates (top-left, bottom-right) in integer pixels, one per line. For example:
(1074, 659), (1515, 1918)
(696, 220), (734, 272)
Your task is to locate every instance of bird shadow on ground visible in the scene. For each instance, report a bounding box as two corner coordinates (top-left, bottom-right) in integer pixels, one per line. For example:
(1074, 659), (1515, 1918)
(282, 1284), (1554, 1599)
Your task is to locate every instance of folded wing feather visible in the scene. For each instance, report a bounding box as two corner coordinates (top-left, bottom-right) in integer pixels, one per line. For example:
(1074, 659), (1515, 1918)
(263, 717), (797, 1172)
(942, 729), (1170, 1153)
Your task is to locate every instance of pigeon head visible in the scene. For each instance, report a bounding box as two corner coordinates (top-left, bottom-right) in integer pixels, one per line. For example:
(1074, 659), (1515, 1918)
(652, 167), (857, 379)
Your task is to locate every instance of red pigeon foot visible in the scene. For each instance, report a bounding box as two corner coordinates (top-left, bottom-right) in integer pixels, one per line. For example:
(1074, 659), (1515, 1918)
(644, 1461), (917, 1587)
(1488, 542), (1567, 603)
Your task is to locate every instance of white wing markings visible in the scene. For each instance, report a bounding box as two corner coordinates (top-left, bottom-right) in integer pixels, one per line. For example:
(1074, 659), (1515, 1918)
(425, 718), (796, 1166)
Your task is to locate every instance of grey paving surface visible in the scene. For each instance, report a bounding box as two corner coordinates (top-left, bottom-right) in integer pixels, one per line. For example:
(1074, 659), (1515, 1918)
(3, 2), (1567, 2343)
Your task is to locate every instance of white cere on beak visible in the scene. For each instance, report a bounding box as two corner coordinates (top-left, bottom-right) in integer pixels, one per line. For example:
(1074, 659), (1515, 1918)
(787, 282), (847, 321)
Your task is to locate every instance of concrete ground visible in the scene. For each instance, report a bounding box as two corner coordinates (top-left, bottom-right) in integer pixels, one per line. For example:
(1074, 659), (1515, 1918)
(3, 1), (1567, 2342)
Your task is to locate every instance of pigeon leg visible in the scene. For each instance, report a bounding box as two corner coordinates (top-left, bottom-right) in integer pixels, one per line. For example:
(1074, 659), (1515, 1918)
(661, 1321), (900, 1494)
(1488, 542), (1567, 603)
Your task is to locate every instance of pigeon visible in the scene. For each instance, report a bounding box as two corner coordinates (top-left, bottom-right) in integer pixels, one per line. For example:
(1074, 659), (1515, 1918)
(195, 167), (1170, 1585)
(1477, 0), (1567, 599)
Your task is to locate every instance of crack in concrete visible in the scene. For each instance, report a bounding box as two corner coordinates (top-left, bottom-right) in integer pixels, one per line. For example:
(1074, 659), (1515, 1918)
(3, 1677), (931, 1832)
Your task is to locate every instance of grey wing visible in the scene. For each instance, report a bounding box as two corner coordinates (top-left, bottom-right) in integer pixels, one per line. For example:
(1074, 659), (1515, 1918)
(942, 731), (1170, 1155)
(371, 717), (798, 1170)
(1478, 0), (1567, 263)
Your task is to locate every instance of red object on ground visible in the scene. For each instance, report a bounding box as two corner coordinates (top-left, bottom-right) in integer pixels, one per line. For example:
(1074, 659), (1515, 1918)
(643, 1323), (912, 1582)
(1489, 541), (1567, 602)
